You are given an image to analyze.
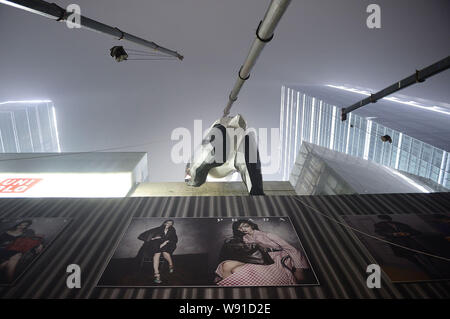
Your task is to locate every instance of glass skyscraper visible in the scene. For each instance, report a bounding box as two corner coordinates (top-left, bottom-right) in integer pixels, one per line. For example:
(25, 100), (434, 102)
(279, 86), (449, 188)
(0, 100), (61, 153)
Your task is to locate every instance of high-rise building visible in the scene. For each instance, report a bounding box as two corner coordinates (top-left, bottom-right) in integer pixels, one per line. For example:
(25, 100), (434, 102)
(0, 100), (61, 153)
(279, 86), (450, 189)
(290, 142), (447, 195)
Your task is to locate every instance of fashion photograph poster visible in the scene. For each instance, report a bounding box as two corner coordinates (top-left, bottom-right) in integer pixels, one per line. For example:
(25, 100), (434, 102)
(98, 217), (319, 287)
(0, 218), (71, 285)
(343, 213), (450, 283)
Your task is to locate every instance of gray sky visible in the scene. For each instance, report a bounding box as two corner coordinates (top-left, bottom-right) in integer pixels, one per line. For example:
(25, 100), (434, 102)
(1, 0), (449, 182)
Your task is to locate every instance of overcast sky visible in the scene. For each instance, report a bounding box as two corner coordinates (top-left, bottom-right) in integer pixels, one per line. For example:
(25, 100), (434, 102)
(1, 0), (449, 182)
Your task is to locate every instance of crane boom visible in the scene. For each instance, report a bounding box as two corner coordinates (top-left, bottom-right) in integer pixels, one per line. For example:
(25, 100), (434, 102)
(0, 0), (183, 60)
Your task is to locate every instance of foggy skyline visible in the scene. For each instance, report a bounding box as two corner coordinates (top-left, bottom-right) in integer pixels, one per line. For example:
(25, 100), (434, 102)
(1, 0), (449, 182)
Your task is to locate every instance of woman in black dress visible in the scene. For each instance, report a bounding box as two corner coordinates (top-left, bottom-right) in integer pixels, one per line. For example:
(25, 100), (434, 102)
(136, 220), (178, 283)
(0, 220), (43, 282)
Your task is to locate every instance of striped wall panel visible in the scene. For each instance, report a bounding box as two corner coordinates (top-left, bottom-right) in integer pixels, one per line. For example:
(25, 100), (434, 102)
(0, 193), (449, 299)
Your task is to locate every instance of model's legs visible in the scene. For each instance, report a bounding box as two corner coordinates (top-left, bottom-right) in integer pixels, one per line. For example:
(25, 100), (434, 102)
(221, 260), (245, 278)
(294, 268), (305, 282)
(162, 252), (174, 271)
(4, 253), (22, 281)
(0, 260), (7, 275)
(153, 252), (162, 283)
(153, 252), (161, 274)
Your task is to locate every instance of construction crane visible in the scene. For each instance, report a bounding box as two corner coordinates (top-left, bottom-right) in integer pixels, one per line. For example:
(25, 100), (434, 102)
(0, 0), (183, 60)
(341, 56), (450, 121)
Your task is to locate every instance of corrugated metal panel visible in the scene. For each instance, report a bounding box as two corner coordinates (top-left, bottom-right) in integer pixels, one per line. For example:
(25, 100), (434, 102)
(0, 193), (449, 299)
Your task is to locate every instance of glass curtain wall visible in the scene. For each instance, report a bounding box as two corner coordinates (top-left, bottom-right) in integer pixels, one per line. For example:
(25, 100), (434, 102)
(279, 86), (449, 188)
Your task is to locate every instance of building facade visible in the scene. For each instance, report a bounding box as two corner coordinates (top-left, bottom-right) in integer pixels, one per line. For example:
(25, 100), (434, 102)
(279, 86), (450, 188)
(290, 142), (447, 195)
(0, 100), (61, 153)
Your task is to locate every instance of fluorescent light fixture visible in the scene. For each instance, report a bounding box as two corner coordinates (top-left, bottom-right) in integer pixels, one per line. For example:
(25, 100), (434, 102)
(317, 101), (322, 146)
(0, 100), (52, 106)
(288, 88), (294, 180)
(363, 120), (372, 160)
(300, 94), (305, 144)
(52, 106), (62, 152)
(438, 151), (447, 185)
(0, 0), (57, 19)
(394, 133), (403, 169)
(345, 113), (351, 154)
(309, 98), (315, 144)
(0, 172), (133, 198)
(284, 88), (291, 180)
(326, 85), (372, 96)
(329, 106), (336, 150)
(326, 84), (450, 116)
(279, 86), (285, 177)
(294, 92), (300, 160)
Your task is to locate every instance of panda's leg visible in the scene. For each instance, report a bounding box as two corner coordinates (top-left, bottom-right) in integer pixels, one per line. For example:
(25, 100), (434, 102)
(235, 131), (265, 195)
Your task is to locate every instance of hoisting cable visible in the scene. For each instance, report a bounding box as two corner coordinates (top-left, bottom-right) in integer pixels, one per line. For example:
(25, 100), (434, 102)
(291, 196), (450, 262)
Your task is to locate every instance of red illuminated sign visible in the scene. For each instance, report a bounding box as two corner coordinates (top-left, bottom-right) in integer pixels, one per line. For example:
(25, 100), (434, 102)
(0, 178), (42, 193)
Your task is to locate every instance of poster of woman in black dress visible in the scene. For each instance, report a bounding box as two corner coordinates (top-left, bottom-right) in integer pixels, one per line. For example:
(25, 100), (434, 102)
(0, 218), (70, 285)
(135, 220), (178, 283)
(98, 218), (212, 287)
